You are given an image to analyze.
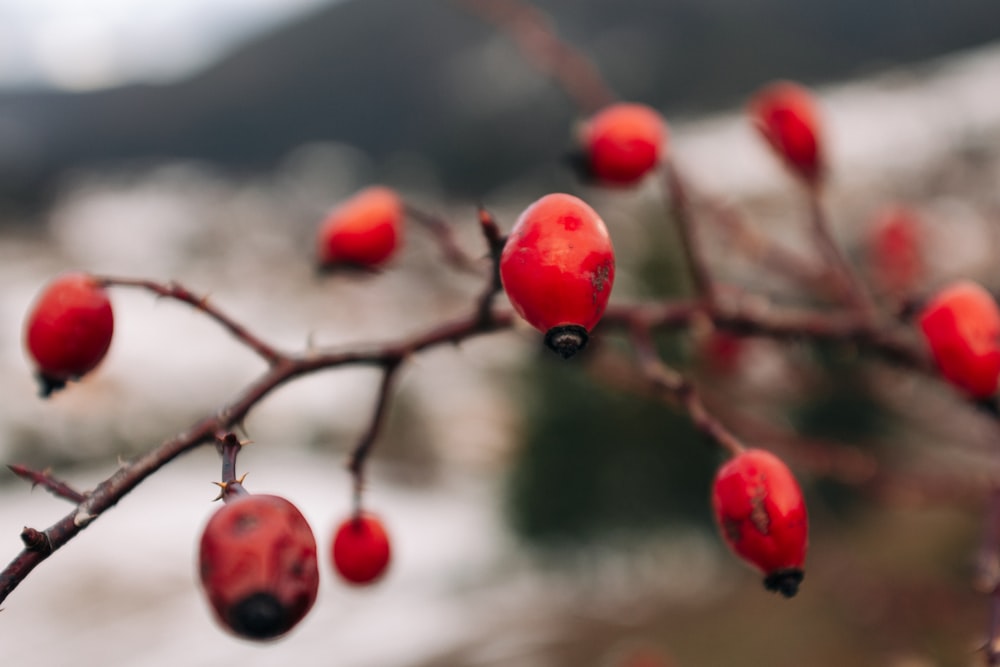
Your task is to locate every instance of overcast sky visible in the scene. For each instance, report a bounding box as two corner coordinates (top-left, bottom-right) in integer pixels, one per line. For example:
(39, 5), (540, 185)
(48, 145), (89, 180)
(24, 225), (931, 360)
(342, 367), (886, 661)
(0, 0), (339, 91)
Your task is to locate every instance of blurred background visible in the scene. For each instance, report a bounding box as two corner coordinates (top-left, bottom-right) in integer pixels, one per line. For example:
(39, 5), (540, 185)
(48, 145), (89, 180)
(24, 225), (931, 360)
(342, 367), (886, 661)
(3, 1), (1000, 665)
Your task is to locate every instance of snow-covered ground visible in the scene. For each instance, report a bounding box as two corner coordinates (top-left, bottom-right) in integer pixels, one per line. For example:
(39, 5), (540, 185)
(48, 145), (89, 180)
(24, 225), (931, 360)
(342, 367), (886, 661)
(2, 40), (1000, 666)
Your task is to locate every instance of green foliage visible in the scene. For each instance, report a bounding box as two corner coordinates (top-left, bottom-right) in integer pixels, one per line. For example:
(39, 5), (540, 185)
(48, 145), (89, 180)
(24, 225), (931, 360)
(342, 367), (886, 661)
(506, 348), (718, 545)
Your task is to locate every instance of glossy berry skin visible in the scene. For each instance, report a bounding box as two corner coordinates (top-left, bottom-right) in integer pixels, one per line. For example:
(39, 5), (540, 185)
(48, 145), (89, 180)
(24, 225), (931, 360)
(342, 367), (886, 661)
(917, 280), (1000, 398)
(316, 186), (404, 270)
(499, 193), (615, 358)
(712, 448), (808, 598)
(24, 273), (114, 396)
(581, 103), (667, 185)
(331, 512), (391, 585)
(748, 81), (824, 186)
(867, 206), (924, 298)
(199, 494), (319, 640)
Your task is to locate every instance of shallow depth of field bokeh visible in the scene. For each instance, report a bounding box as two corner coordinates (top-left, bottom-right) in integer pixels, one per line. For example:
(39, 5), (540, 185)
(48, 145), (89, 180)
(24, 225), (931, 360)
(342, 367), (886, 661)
(3, 2), (1000, 666)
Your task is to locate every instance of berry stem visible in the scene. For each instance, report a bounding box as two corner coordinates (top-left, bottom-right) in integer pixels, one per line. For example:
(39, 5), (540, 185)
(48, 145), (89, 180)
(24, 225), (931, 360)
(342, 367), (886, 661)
(474, 205), (507, 327)
(348, 360), (403, 508)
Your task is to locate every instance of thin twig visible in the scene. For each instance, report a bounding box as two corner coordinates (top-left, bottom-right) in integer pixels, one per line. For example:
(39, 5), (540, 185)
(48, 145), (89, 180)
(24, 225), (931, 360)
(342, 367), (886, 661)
(474, 205), (506, 326)
(348, 360), (403, 511)
(627, 316), (745, 457)
(95, 277), (286, 365)
(6, 465), (87, 504)
(404, 203), (483, 275)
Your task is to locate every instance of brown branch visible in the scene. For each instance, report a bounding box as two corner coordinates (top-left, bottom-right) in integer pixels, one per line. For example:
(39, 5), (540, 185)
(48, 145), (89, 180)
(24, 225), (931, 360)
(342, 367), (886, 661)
(95, 277), (286, 365)
(0, 274), (962, 607)
(347, 360), (403, 509)
(627, 315), (745, 457)
(404, 203), (483, 275)
(0, 304), (516, 606)
(474, 205), (506, 326)
(6, 465), (86, 504)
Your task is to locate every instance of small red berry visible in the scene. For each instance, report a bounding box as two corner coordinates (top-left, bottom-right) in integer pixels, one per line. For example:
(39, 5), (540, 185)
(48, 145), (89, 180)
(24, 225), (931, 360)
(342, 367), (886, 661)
(199, 494), (319, 640)
(699, 330), (745, 375)
(24, 272), (114, 396)
(331, 512), (392, 585)
(581, 103), (667, 185)
(499, 193), (615, 358)
(917, 280), (1000, 398)
(712, 448), (808, 597)
(316, 186), (404, 270)
(748, 81), (824, 186)
(867, 205), (924, 298)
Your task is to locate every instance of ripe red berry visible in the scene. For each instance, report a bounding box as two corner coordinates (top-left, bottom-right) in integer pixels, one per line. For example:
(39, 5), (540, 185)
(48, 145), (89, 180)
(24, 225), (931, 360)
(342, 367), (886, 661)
(331, 512), (392, 585)
(581, 103), (667, 185)
(917, 280), (1000, 399)
(24, 272), (114, 397)
(199, 494), (319, 640)
(316, 186), (404, 270)
(867, 205), (924, 298)
(499, 193), (615, 358)
(711, 448), (808, 597)
(748, 81), (824, 186)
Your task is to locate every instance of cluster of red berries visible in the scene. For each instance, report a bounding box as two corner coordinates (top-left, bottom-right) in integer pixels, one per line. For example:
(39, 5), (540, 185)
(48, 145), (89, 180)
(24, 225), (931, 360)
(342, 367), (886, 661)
(199, 491), (392, 640)
(31, 80), (994, 632)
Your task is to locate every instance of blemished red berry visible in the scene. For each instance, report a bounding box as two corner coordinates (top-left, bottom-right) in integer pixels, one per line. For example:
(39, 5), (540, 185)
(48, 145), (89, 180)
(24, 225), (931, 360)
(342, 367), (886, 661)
(316, 186), (404, 270)
(867, 205), (924, 298)
(917, 280), (1000, 399)
(24, 272), (114, 397)
(748, 81), (824, 186)
(199, 494), (319, 640)
(499, 193), (615, 358)
(712, 448), (808, 598)
(331, 512), (392, 585)
(581, 103), (667, 185)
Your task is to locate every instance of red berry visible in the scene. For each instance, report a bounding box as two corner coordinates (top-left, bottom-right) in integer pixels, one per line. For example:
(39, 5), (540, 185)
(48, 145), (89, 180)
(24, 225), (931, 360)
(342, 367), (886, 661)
(699, 330), (745, 375)
(199, 494), (319, 640)
(499, 193), (615, 358)
(316, 186), (404, 270)
(748, 81), (824, 186)
(24, 272), (114, 396)
(711, 448), (808, 597)
(331, 512), (392, 585)
(867, 205), (924, 298)
(581, 103), (667, 185)
(917, 280), (1000, 398)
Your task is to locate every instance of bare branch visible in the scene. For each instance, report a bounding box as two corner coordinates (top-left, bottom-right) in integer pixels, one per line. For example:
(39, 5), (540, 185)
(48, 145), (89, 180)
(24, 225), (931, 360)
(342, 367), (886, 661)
(347, 360), (403, 509)
(404, 203), (483, 275)
(7, 465), (87, 504)
(96, 277), (286, 365)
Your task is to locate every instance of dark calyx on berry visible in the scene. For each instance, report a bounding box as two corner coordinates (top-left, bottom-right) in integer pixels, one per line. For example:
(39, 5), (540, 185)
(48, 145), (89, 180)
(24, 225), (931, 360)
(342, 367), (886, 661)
(764, 568), (804, 598)
(35, 372), (68, 399)
(227, 592), (290, 640)
(544, 324), (589, 359)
